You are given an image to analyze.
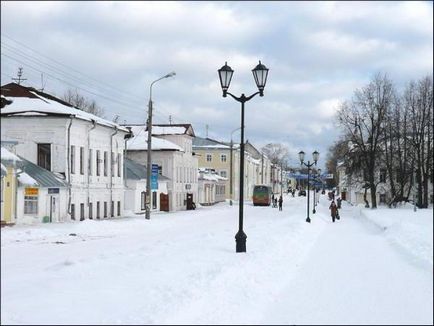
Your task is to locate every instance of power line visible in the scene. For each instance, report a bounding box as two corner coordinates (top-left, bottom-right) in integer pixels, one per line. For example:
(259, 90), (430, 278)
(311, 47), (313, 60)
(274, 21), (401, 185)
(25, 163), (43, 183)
(1, 36), (185, 124)
(1, 33), (147, 103)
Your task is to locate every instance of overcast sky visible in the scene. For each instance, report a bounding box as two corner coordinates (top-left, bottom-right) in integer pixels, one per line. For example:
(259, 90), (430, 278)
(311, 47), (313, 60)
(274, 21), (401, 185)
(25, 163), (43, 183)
(1, 1), (433, 168)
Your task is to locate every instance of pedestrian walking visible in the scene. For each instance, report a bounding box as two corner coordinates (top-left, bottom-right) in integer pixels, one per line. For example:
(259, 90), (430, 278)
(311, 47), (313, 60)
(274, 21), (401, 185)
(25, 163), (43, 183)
(329, 200), (338, 223)
(274, 197), (278, 208)
(271, 193), (275, 207)
(278, 195), (283, 211)
(337, 197), (342, 209)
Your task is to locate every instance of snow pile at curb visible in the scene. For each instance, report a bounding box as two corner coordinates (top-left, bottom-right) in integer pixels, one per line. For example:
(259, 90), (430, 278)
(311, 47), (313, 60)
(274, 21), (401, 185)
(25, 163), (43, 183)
(359, 205), (433, 268)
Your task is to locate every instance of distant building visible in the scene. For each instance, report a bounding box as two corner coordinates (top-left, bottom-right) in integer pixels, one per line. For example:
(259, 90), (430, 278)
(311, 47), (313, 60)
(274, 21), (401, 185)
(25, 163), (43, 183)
(197, 168), (227, 205)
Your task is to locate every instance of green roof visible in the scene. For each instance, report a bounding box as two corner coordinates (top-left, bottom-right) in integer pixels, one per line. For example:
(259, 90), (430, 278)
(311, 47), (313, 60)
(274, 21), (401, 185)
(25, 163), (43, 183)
(1, 154), (68, 188)
(125, 158), (169, 181)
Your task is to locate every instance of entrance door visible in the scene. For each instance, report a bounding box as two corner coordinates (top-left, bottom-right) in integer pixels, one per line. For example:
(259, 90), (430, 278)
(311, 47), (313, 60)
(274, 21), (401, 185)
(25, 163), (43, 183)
(186, 193), (194, 210)
(48, 195), (60, 222)
(160, 193), (169, 212)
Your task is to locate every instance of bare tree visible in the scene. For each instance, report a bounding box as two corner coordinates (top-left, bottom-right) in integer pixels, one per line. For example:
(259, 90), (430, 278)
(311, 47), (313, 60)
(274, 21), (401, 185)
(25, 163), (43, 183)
(337, 73), (394, 208)
(261, 143), (289, 165)
(63, 89), (105, 118)
(405, 76), (433, 208)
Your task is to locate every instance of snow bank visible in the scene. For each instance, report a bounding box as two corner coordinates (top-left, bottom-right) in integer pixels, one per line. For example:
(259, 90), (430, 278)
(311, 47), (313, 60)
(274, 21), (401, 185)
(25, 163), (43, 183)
(359, 204), (433, 268)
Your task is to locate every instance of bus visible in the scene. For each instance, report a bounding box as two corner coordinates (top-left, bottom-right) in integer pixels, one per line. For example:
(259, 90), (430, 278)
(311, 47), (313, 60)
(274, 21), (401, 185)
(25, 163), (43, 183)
(252, 185), (272, 206)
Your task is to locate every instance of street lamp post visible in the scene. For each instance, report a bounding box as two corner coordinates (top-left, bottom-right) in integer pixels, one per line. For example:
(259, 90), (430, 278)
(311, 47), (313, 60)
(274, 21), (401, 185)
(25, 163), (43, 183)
(298, 150), (319, 223)
(218, 61), (269, 253)
(145, 72), (176, 220)
(230, 127), (241, 206)
(313, 168), (321, 214)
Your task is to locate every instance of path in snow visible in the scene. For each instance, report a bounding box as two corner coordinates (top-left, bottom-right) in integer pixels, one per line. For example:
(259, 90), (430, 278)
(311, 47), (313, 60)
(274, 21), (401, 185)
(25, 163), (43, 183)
(261, 200), (433, 325)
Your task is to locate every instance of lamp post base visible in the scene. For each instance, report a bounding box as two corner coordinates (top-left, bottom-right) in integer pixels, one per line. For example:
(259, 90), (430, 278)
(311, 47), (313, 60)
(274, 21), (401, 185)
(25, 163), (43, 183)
(313, 208), (316, 214)
(235, 230), (247, 252)
(306, 217), (311, 223)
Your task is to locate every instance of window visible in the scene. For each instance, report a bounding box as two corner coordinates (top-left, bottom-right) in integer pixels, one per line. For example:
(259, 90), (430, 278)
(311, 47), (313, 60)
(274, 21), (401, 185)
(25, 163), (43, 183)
(141, 191), (146, 210)
(111, 201), (114, 217)
(80, 147), (84, 175)
(111, 152), (115, 177)
(104, 151), (108, 176)
(118, 153), (122, 177)
(89, 203), (93, 219)
(96, 201), (100, 219)
(71, 145), (75, 174)
(71, 203), (75, 220)
(80, 203), (84, 221)
(221, 154), (227, 163)
(96, 150), (101, 176)
(158, 165), (163, 176)
(220, 171), (227, 178)
(24, 195), (38, 214)
(88, 149), (93, 176)
(206, 154), (212, 162)
(380, 169), (386, 183)
(37, 143), (51, 170)
(104, 202), (107, 218)
(117, 201), (121, 216)
(152, 192), (157, 209)
(379, 194), (386, 204)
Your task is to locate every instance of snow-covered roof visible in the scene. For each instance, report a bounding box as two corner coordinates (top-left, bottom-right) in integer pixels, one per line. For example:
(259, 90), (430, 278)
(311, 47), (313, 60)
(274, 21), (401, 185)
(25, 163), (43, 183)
(1, 84), (129, 132)
(152, 126), (186, 135)
(126, 125), (183, 151)
(1, 147), (22, 163)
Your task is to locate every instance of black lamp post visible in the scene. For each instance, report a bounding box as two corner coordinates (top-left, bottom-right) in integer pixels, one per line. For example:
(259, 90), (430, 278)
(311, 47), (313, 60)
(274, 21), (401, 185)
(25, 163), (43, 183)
(218, 61), (269, 253)
(299, 150), (319, 223)
(313, 168), (321, 214)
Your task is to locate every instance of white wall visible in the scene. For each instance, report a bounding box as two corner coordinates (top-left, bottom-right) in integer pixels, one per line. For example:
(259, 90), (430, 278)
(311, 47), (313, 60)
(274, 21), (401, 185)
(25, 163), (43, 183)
(1, 116), (129, 221)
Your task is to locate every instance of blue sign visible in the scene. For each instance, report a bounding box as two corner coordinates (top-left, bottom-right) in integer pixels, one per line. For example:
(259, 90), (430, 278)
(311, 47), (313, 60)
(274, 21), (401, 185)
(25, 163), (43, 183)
(151, 164), (159, 190)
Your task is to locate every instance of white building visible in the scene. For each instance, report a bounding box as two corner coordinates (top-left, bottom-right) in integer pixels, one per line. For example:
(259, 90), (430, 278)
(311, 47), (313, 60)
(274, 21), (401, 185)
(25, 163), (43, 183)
(197, 168), (227, 205)
(125, 124), (198, 212)
(124, 158), (169, 214)
(1, 83), (130, 221)
(1, 146), (69, 224)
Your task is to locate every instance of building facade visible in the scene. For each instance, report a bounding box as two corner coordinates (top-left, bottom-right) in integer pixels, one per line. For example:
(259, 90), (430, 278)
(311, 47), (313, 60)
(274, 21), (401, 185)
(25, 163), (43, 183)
(1, 83), (130, 221)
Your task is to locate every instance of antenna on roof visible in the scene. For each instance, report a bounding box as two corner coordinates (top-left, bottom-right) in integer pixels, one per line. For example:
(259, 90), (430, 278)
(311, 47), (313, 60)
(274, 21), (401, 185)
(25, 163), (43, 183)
(12, 67), (27, 85)
(169, 115), (172, 125)
(206, 124), (209, 138)
(113, 115), (120, 123)
(39, 73), (46, 92)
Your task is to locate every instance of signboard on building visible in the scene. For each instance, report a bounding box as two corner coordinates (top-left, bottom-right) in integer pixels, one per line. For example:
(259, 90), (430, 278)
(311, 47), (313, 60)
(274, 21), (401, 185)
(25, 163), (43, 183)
(25, 187), (39, 196)
(151, 164), (159, 190)
(48, 188), (59, 194)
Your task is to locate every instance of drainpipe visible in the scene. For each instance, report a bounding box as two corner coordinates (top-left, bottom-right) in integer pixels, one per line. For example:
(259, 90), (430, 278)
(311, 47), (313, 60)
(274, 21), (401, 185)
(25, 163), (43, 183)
(124, 127), (133, 187)
(87, 120), (97, 213)
(110, 127), (118, 217)
(66, 118), (73, 219)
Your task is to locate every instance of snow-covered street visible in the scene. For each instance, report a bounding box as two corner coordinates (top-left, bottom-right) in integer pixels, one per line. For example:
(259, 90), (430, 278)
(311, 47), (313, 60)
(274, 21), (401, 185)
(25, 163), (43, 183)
(1, 194), (433, 325)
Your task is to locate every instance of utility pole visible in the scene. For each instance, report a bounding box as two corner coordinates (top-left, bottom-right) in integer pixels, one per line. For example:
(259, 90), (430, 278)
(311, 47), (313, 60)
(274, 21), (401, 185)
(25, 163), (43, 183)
(12, 67), (27, 85)
(206, 124), (209, 138)
(261, 152), (264, 184)
(169, 115), (172, 125)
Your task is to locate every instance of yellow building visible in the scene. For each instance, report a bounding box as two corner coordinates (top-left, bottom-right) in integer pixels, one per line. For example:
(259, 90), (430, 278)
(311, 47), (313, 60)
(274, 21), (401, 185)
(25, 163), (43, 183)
(193, 136), (238, 201)
(1, 148), (19, 225)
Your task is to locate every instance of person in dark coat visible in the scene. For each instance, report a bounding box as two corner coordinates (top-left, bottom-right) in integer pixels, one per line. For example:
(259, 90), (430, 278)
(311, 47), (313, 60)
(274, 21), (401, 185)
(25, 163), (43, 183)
(337, 197), (342, 209)
(278, 195), (283, 211)
(271, 193), (275, 207)
(329, 200), (338, 223)
(274, 197), (278, 208)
